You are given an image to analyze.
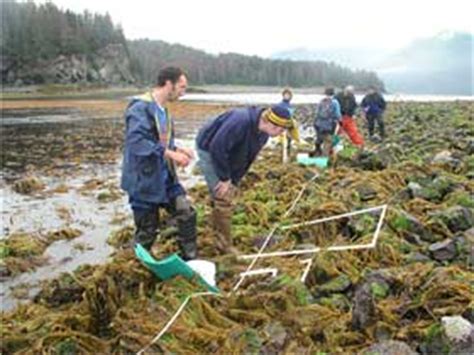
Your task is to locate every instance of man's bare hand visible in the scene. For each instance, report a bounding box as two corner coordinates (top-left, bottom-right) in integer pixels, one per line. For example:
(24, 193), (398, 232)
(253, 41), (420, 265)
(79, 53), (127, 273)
(177, 147), (195, 160)
(165, 149), (191, 167)
(214, 180), (232, 199)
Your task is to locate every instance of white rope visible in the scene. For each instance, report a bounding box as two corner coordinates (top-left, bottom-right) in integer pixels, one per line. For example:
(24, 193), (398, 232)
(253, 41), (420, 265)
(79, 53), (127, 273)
(136, 291), (216, 355)
(239, 204), (387, 260)
(232, 173), (319, 291)
(239, 268), (278, 278)
(136, 175), (388, 354)
(280, 204), (386, 231)
(239, 243), (375, 259)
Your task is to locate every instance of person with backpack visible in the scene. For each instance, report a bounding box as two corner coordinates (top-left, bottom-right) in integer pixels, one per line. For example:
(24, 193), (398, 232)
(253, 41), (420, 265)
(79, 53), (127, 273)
(361, 86), (387, 141)
(313, 87), (342, 159)
(335, 85), (364, 151)
(195, 104), (298, 254)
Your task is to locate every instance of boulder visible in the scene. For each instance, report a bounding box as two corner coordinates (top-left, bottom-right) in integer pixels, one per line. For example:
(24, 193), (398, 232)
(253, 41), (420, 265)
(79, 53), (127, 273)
(431, 206), (473, 233)
(428, 239), (457, 261)
(359, 340), (418, 355)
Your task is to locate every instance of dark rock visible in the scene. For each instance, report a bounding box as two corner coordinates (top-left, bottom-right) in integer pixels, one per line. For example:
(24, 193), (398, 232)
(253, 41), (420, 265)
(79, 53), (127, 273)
(356, 184), (378, 201)
(405, 252), (432, 264)
(265, 170), (281, 180)
(253, 234), (282, 249)
(392, 211), (438, 243)
(431, 206), (473, 233)
(378, 144), (404, 166)
(405, 233), (423, 245)
(408, 176), (456, 202)
(466, 139), (474, 155)
(428, 239), (457, 261)
(0, 263), (11, 279)
(352, 270), (395, 330)
(357, 151), (387, 171)
(360, 340), (418, 355)
(370, 135), (383, 143)
(462, 308), (474, 324)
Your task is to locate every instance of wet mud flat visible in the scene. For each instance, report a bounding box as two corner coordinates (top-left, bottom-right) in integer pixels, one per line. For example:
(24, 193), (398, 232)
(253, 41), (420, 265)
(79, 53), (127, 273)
(0, 99), (228, 311)
(1, 100), (473, 354)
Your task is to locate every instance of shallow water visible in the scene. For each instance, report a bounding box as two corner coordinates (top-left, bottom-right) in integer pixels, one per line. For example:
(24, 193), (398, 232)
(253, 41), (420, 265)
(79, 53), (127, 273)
(0, 107), (205, 311)
(182, 92), (474, 104)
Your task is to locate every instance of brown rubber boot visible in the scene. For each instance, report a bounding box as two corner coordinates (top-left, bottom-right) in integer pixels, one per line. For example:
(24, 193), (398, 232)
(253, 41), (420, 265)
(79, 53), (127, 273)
(212, 197), (238, 254)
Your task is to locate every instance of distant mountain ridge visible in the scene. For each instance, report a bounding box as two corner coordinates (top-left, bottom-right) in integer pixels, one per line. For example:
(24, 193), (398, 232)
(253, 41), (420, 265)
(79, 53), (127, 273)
(1, 0), (384, 89)
(272, 32), (473, 95)
(128, 39), (384, 89)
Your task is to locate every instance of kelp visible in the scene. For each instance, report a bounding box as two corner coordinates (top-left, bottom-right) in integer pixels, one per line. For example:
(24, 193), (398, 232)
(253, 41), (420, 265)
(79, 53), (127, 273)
(1, 101), (473, 354)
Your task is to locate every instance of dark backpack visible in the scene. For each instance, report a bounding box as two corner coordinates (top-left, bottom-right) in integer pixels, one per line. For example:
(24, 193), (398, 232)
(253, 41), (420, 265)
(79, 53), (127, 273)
(315, 97), (337, 132)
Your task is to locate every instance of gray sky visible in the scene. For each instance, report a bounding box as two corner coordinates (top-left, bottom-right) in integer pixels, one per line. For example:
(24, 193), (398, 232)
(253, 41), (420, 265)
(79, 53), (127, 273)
(37, 0), (473, 57)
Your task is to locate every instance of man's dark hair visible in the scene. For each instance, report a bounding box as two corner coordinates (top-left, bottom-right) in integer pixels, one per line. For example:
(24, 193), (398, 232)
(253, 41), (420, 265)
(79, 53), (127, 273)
(156, 66), (185, 87)
(324, 87), (335, 96)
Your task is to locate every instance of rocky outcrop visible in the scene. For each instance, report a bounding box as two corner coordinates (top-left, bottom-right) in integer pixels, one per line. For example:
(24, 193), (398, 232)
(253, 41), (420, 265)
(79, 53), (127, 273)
(2, 44), (135, 85)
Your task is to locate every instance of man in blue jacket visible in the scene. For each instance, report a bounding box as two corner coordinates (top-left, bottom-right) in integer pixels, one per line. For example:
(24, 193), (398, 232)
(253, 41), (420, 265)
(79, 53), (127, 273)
(121, 67), (197, 260)
(361, 86), (387, 141)
(196, 104), (298, 253)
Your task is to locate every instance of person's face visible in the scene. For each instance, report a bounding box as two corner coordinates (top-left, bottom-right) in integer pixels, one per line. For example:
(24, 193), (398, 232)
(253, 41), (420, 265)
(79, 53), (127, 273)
(263, 120), (285, 137)
(283, 92), (292, 101)
(168, 75), (188, 101)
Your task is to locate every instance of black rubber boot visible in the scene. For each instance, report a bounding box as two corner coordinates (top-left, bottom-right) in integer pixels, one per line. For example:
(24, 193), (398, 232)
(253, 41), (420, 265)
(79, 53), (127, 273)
(132, 209), (159, 250)
(176, 207), (198, 261)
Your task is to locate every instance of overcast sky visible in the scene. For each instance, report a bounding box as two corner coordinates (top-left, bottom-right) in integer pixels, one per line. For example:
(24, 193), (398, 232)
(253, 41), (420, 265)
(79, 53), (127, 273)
(36, 0), (473, 57)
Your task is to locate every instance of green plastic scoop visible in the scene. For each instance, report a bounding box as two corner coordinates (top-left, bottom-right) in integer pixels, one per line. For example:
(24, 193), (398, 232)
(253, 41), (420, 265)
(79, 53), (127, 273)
(134, 244), (219, 293)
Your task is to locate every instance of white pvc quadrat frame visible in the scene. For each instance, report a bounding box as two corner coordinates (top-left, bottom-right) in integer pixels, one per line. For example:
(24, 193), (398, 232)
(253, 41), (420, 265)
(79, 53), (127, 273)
(136, 174), (388, 354)
(234, 204), (387, 288)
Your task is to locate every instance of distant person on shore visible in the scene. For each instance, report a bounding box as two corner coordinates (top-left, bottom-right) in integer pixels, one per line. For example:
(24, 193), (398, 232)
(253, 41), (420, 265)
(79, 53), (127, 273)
(361, 86), (387, 141)
(313, 87), (342, 161)
(279, 87), (296, 155)
(196, 104), (298, 254)
(121, 66), (198, 260)
(280, 87), (295, 116)
(335, 85), (364, 152)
